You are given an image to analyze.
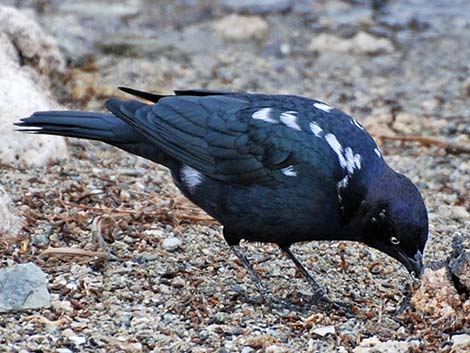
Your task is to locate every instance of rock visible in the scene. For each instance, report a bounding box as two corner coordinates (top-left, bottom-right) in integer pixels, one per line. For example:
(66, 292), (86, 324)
(31, 232), (50, 246)
(213, 14), (269, 41)
(219, 0), (293, 14)
(241, 347), (254, 353)
(0, 5), (68, 168)
(451, 334), (470, 352)
(0, 263), (51, 312)
(353, 336), (418, 353)
(62, 328), (86, 346)
(162, 236), (183, 251)
(309, 31), (393, 55)
(0, 185), (23, 235)
(213, 312), (226, 324)
(448, 237), (470, 291)
(308, 33), (352, 53)
(411, 267), (459, 319)
(265, 345), (286, 353)
(312, 325), (336, 337)
(352, 32), (394, 55)
(56, 349), (73, 353)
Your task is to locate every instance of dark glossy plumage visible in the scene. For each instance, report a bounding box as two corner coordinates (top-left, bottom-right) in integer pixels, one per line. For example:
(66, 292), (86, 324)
(16, 87), (429, 307)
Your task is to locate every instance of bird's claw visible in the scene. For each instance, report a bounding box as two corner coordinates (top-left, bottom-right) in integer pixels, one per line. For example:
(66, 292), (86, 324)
(313, 293), (355, 317)
(258, 289), (354, 317)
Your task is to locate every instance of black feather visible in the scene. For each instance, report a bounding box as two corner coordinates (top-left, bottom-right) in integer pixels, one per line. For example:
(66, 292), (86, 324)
(16, 87), (429, 306)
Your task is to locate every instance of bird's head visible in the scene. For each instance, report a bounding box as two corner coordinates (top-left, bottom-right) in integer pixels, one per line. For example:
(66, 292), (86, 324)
(355, 169), (428, 278)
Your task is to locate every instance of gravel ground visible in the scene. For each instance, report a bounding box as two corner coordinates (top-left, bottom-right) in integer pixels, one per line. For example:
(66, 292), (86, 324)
(1, 1), (469, 352)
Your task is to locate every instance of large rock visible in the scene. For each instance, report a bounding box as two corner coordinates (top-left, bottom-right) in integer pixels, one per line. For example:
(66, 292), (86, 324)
(0, 6), (69, 235)
(0, 263), (51, 312)
(0, 5), (68, 168)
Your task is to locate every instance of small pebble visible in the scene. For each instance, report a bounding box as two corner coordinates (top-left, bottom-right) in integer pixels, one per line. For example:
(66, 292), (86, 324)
(162, 236), (183, 251)
(312, 325), (336, 337)
(214, 312), (226, 324)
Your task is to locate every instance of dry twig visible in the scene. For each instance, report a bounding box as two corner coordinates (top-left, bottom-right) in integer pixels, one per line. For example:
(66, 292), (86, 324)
(378, 135), (470, 155)
(40, 247), (109, 260)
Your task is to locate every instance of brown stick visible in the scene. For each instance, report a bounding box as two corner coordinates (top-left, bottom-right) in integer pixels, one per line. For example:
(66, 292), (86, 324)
(40, 247), (109, 259)
(378, 135), (470, 155)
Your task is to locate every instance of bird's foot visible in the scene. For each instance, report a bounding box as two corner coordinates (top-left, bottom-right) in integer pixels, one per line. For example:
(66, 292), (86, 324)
(249, 288), (311, 313)
(257, 289), (295, 310)
(310, 291), (355, 317)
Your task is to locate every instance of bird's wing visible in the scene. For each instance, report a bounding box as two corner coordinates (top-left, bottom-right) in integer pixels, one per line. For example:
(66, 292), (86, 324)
(106, 94), (335, 186)
(118, 86), (239, 103)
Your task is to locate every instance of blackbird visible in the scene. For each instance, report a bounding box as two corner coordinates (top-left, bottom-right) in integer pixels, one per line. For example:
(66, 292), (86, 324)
(16, 87), (428, 307)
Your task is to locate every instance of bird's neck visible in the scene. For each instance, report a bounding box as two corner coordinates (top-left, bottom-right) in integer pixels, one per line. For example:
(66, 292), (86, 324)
(337, 165), (395, 242)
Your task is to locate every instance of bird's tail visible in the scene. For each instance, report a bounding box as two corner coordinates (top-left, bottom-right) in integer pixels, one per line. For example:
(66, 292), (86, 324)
(15, 109), (173, 165)
(15, 111), (142, 144)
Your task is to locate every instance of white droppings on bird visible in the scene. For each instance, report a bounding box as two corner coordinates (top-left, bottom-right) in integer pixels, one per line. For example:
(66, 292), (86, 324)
(351, 118), (364, 130)
(281, 165), (297, 177)
(309, 121), (323, 137)
(313, 102), (333, 112)
(181, 164), (204, 191)
(374, 148), (382, 158)
(280, 111), (301, 131)
(252, 108), (276, 123)
(325, 133), (347, 168)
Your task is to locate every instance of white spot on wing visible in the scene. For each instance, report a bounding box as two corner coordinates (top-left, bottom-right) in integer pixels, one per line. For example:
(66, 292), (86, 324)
(325, 133), (362, 175)
(309, 121), (323, 137)
(252, 108), (276, 123)
(337, 175), (349, 189)
(181, 164), (204, 191)
(374, 148), (382, 158)
(344, 147), (362, 174)
(281, 165), (297, 177)
(325, 133), (347, 167)
(351, 118), (364, 130)
(313, 102), (333, 112)
(336, 175), (349, 203)
(280, 111), (301, 131)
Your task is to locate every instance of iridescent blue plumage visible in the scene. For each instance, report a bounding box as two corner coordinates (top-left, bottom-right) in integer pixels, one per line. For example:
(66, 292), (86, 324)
(16, 87), (428, 309)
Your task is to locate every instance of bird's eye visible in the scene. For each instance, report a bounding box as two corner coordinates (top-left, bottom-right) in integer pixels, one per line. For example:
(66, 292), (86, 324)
(390, 236), (400, 245)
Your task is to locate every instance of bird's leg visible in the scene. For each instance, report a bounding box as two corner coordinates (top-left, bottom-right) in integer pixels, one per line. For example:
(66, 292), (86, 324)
(230, 245), (277, 303)
(279, 245), (354, 315)
(279, 245), (326, 302)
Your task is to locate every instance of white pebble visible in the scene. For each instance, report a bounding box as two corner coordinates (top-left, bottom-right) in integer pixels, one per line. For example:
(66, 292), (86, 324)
(162, 237), (182, 251)
(312, 325), (336, 337)
(57, 349), (73, 353)
(69, 336), (86, 346)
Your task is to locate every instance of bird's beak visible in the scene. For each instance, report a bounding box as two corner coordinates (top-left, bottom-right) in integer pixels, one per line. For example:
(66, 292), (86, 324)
(398, 250), (424, 279)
